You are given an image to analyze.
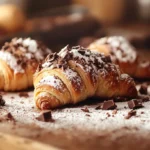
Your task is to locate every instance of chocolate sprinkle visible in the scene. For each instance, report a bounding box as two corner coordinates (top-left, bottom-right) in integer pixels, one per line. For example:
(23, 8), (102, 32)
(0, 95), (5, 106)
(81, 107), (90, 113)
(101, 100), (117, 110)
(19, 92), (29, 98)
(138, 95), (150, 102)
(36, 110), (54, 122)
(95, 103), (102, 110)
(106, 112), (111, 117)
(125, 110), (136, 119)
(128, 99), (143, 109)
(6, 112), (15, 122)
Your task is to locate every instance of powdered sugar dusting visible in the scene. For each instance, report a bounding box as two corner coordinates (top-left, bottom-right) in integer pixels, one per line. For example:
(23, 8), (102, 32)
(0, 38), (51, 73)
(63, 68), (82, 91)
(14, 38), (51, 61)
(0, 84), (150, 134)
(0, 51), (24, 73)
(96, 36), (137, 63)
(38, 75), (64, 91)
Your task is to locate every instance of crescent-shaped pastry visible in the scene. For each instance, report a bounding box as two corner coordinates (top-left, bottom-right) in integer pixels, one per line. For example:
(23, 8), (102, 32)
(0, 38), (51, 91)
(88, 36), (150, 79)
(34, 46), (137, 109)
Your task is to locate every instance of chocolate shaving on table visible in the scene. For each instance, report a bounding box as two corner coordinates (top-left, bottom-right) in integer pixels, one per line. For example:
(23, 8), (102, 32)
(138, 95), (150, 102)
(81, 107), (90, 113)
(101, 100), (117, 110)
(19, 92), (29, 98)
(128, 99), (143, 109)
(125, 110), (136, 119)
(139, 84), (148, 95)
(95, 103), (103, 110)
(5, 112), (15, 122)
(0, 95), (5, 106)
(106, 112), (111, 117)
(36, 110), (54, 122)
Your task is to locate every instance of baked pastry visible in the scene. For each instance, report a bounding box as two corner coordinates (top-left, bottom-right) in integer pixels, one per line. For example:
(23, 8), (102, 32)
(34, 45), (137, 110)
(0, 38), (51, 91)
(0, 4), (26, 33)
(88, 36), (150, 79)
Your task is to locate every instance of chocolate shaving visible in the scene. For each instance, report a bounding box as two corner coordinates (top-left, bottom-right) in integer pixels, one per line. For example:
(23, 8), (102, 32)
(106, 112), (111, 117)
(101, 100), (117, 110)
(5, 112), (15, 122)
(0, 95), (5, 106)
(95, 103), (103, 110)
(124, 106), (127, 109)
(125, 110), (136, 119)
(128, 99), (143, 109)
(36, 110), (54, 122)
(81, 107), (90, 113)
(138, 95), (150, 102)
(19, 92), (29, 98)
(139, 84), (148, 95)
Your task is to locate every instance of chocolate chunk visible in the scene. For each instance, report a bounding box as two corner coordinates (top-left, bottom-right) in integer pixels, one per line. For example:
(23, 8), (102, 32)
(101, 100), (117, 110)
(6, 112), (15, 122)
(142, 96), (150, 102)
(106, 112), (111, 117)
(128, 99), (143, 109)
(0, 95), (5, 106)
(138, 95), (150, 102)
(19, 92), (29, 98)
(36, 110), (54, 122)
(95, 103), (103, 110)
(81, 107), (90, 113)
(125, 110), (136, 119)
(139, 84), (148, 95)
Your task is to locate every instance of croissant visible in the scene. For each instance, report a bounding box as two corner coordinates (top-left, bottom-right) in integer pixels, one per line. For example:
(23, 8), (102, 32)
(34, 45), (137, 110)
(0, 38), (51, 91)
(88, 36), (150, 79)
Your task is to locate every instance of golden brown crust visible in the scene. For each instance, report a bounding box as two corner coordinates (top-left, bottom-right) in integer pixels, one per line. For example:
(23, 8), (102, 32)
(34, 46), (137, 110)
(0, 38), (51, 91)
(88, 36), (150, 79)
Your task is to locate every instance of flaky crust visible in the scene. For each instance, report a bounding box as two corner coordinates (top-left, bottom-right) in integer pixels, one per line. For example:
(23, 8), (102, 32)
(34, 46), (137, 110)
(88, 36), (150, 79)
(0, 38), (51, 91)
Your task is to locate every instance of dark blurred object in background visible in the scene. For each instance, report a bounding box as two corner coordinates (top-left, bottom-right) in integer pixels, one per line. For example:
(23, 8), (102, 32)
(27, 0), (71, 17)
(0, 0), (149, 51)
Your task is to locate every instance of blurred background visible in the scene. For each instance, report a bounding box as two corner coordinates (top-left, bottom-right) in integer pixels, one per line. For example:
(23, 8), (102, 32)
(0, 0), (149, 51)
